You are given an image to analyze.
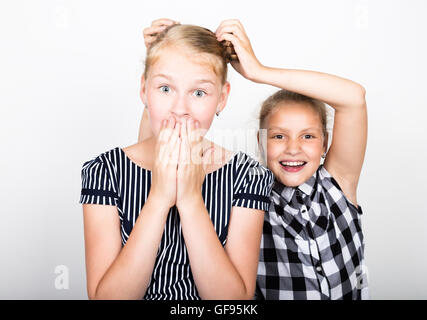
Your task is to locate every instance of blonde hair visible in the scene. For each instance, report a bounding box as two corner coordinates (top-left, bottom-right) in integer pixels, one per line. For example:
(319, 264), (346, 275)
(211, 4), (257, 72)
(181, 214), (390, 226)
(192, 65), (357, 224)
(144, 24), (237, 85)
(259, 89), (328, 138)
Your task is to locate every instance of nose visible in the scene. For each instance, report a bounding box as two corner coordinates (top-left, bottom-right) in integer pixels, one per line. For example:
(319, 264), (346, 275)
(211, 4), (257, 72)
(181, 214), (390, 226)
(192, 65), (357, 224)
(170, 94), (191, 121)
(285, 138), (301, 156)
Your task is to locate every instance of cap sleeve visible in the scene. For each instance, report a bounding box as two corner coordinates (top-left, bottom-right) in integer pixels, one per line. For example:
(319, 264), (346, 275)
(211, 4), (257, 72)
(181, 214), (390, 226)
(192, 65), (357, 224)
(79, 156), (119, 206)
(232, 156), (274, 211)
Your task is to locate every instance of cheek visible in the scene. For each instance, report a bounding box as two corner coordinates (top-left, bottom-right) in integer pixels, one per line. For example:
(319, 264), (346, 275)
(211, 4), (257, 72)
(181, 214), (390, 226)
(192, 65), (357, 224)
(190, 100), (217, 131)
(266, 141), (283, 163)
(303, 142), (324, 161)
(147, 106), (168, 136)
(146, 91), (174, 136)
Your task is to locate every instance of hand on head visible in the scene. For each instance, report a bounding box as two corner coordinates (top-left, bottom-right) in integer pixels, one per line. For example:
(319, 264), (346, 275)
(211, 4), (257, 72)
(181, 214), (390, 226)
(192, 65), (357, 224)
(143, 18), (180, 49)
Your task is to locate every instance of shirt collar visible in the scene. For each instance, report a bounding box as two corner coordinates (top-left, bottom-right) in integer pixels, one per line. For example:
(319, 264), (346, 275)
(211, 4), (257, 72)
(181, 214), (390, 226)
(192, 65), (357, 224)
(272, 167), (319, 202)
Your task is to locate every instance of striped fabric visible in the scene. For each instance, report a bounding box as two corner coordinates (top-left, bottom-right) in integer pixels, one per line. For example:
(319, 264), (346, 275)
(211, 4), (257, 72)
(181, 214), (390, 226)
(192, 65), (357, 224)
(79, 146), (273, 300)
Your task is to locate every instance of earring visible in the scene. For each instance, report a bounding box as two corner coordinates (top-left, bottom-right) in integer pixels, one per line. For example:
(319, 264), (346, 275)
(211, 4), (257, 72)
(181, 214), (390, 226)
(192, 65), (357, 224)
(321, 152), (327, 159)
(215, 108), (220, 117)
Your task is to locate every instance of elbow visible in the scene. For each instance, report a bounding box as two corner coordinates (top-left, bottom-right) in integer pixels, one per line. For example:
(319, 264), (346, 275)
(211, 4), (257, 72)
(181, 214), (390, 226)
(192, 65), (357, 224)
(87, 287), (98, 300)
(87, 282), (103, 300)
(355, 83), (367, 108)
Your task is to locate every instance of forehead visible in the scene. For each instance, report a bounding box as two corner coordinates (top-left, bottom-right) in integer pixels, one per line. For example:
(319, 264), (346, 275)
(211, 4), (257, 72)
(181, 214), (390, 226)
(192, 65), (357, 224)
(267, 102), (323, 131)
(148, 45), (221, 83)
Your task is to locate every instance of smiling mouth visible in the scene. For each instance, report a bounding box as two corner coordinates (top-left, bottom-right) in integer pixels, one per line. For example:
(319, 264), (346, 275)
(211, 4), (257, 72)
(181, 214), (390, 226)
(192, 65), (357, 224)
(279, 161), (307, 172)
(280, 161), (307, 167)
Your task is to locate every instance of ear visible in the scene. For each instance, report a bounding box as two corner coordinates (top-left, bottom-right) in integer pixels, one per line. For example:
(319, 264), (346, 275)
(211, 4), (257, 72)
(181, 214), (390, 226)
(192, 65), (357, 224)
(323, 132), (329, 153)
(139, 75), (148, 105)
(216, 81), (231, 113)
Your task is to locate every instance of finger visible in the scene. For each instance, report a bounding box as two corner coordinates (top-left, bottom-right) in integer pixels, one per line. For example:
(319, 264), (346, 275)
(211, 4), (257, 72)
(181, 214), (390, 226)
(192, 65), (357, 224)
(194, 120), (203, 144)
(151, 18), (179, 27)
(144, 36), (156, 48)
(170, 136), (181, 167)
(217, 33), (242, 52)
(143, 25), (169, 37)
(160, 116), (176, 143)
(215, 19), (244, 34)
(179, 131), (189, 165)
(179, 120), (190, 164)
(201, 147), (215, 173)
(217, 30), (242, 44)
(188, 118), (197, 144)
(216, 25), (248, 43)
(157, 118), (169, 141)
(165, 122), (181, 161)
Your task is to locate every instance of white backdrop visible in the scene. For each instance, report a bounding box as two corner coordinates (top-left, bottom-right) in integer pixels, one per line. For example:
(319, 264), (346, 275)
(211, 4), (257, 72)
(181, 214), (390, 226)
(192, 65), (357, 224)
(1, 0), (426, 299)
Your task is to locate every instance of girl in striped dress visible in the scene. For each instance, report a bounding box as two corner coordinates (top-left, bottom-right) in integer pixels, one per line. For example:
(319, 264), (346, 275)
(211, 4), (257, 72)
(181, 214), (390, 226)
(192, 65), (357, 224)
(79, 20), (273, 300)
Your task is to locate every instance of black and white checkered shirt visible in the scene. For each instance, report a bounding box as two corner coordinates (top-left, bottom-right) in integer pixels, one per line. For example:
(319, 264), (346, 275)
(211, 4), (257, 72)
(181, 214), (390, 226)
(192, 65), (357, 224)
(256, 165), (368, 300)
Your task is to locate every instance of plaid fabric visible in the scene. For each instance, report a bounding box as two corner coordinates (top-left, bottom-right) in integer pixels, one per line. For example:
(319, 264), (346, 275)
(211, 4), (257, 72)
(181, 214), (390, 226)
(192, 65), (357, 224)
(256, 165), (368, 300)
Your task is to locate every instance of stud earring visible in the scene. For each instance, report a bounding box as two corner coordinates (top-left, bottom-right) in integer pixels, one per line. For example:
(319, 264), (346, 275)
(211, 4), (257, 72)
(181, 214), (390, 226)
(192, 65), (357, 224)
(321, 152), (327, 159)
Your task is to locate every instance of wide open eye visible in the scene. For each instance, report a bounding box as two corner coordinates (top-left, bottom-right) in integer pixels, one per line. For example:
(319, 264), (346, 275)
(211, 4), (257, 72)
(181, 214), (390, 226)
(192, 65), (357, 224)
(193, 89), (206, 98)
(159, 85), (171, 93)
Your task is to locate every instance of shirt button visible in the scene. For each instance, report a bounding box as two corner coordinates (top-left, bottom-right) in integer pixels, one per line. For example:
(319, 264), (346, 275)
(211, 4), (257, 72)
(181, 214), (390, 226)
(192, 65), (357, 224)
(316, 266), (322, 272)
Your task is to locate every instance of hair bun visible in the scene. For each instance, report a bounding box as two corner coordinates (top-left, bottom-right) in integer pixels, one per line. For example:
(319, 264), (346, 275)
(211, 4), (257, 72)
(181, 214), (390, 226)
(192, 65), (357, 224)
(221, 40), (238, 63)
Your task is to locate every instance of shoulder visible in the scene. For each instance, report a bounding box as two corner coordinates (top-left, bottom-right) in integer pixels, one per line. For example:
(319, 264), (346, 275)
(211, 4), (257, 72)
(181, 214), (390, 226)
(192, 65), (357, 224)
(82, 147), (118, 168)
(80, 147), (122, 188)
(233, 151), (273, 178)
(80, 147), (121, 205)
(231, 151), (273, 211)
(233, 151), (274, 193)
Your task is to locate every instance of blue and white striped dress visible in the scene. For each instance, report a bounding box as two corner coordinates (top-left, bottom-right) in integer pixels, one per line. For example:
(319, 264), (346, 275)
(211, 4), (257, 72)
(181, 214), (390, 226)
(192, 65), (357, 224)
(79, 147), (273, 300)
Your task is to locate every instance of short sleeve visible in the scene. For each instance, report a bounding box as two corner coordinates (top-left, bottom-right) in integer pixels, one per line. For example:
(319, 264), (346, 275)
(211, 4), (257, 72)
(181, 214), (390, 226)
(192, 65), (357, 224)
(232, 158), (274, 211)
(79, 156), (119, 206)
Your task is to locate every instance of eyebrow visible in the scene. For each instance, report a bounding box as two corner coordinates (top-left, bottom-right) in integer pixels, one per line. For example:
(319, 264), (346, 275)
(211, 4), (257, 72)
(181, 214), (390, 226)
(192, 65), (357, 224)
(268, 126), (321, 132)
(152, 74), (216, 86)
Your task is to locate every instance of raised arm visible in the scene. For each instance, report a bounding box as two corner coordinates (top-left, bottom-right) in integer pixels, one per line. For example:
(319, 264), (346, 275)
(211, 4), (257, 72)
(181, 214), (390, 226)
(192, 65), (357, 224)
(253, 68), (367, 202)
(216, 19), (367, 206)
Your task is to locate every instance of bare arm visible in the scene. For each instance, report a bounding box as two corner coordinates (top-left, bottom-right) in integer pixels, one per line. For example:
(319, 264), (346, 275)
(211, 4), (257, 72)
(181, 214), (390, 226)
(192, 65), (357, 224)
(83, 197), (170, 299)
(178, 199), (264, 300)
(138, 108), (153, 142)
(254, 67), (367, 205)
(215, 19), (367, 206)
(85, 118), (180, 299)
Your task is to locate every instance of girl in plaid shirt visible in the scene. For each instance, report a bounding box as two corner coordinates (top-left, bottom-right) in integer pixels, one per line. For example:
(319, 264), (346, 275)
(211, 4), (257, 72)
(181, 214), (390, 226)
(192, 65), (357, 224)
(203, 19), (368, 299)
(251, 58), (368, 299)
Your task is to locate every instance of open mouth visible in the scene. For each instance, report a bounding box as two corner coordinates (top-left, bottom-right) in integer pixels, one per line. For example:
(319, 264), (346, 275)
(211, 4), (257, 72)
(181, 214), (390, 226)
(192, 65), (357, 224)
(279, 161), (307, 172)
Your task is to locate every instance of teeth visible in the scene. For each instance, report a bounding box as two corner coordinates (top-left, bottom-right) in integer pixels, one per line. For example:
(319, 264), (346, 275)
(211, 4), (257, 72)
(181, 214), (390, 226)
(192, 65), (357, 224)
(281, 161), (305, 167)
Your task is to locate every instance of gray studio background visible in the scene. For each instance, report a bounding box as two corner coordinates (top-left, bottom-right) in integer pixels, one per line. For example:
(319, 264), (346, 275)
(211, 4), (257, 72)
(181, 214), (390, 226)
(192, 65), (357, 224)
(1, 0), (426, 299)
